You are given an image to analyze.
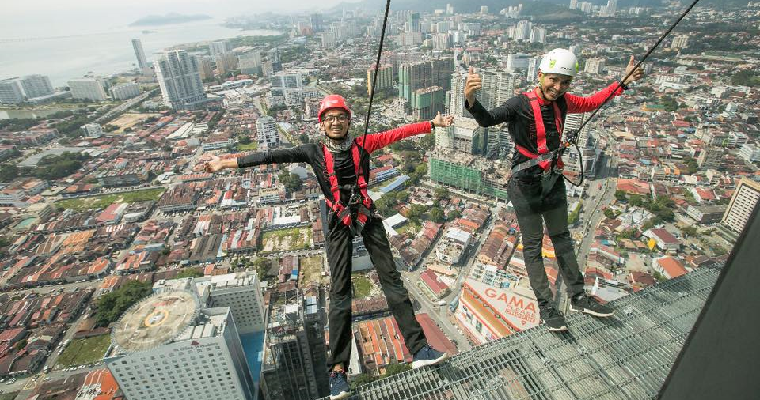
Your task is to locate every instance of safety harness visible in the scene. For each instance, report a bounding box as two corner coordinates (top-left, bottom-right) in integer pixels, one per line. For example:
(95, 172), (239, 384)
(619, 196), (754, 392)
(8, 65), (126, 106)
(322, 141), (373, 237)
(514, 90), (566, 173)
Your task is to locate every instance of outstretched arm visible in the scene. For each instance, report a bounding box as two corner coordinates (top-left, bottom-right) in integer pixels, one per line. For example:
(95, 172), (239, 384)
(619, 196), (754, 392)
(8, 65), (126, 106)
(566, 55), (645, 113)
(202, 147), (309, 172)
(359, 112), (454, 153)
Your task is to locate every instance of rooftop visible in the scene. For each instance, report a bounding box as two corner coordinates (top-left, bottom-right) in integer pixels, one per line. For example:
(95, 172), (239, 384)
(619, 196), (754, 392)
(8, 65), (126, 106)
(323, 267), (719, 399)
(111, 290), (200, 353)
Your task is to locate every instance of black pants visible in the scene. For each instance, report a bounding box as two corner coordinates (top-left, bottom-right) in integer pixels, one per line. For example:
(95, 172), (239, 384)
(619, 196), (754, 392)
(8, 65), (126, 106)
(325, 213), (427, 370)
(507, 175), (585, 309)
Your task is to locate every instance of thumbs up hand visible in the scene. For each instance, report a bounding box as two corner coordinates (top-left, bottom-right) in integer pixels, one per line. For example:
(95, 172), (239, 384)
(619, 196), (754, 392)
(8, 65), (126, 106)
(464, 66), (482, 106)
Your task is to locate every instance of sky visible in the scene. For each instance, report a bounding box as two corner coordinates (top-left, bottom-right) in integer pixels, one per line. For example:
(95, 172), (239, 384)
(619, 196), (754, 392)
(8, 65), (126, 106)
(0, 0), (359, 39)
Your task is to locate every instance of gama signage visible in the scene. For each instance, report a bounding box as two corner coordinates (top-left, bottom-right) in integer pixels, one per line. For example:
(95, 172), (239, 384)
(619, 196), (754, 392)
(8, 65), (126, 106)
(465, 278), (539, 330)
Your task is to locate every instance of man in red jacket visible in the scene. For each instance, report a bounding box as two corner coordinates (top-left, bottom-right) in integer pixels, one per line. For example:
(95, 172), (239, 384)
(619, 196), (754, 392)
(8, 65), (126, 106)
(205, 95), (454, 399)
(464, 48), (644, 332)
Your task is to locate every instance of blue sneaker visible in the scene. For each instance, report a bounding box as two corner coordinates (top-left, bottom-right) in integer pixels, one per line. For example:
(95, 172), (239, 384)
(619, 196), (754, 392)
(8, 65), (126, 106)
(329, 370), (350, 400)
(411, 344), (448, 369)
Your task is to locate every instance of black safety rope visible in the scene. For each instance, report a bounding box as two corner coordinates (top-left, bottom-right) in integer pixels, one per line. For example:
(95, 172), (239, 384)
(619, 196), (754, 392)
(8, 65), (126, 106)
(359, 0), (392, 167)
(513, 0), (701, 187)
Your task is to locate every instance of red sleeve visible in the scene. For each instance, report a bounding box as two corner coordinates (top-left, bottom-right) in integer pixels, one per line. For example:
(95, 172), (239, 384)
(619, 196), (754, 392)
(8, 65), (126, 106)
(565, 82), (625, 114)
(357, 121), (432, 154)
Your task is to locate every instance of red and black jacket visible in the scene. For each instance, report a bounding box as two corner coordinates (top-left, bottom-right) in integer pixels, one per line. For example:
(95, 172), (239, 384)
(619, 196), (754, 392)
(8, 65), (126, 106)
(237, 122), (432, 223)
(466, 82), (624, 179)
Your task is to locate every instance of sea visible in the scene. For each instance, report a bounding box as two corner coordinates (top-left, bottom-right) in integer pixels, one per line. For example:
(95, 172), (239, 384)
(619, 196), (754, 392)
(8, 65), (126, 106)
(0, 18), (281, 87)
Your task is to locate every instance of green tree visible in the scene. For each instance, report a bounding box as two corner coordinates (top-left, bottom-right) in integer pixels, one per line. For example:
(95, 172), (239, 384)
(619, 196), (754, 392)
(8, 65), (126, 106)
(238, 135), (252, 145)
(614, 190), (627, 202)
(253, 258), (273, 279)
(176, 268), (204, 279)
(93, 280), (152, 327)
(447, 209), (461, 221)
(429, 207), (445, 223)
(279, 172), (303, 192)
(0, 163), (19, 182)
(603, 208), (616, 220)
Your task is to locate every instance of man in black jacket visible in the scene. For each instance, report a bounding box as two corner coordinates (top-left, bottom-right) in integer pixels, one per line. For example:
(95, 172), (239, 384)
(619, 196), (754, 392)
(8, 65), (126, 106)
(204, 95), (454, 399)
(464, 49), (644, 332)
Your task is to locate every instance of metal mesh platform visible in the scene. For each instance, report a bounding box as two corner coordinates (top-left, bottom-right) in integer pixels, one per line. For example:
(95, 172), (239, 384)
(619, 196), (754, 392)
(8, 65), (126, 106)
(322, 267), (719, 400)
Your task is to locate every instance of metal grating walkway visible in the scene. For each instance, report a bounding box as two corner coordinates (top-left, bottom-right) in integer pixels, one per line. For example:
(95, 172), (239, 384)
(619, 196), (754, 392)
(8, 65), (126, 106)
(322, 267), (719, 400)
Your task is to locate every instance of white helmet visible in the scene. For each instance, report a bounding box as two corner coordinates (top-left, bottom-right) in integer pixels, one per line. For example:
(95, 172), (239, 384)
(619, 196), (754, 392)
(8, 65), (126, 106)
(538, 48), (579, 77)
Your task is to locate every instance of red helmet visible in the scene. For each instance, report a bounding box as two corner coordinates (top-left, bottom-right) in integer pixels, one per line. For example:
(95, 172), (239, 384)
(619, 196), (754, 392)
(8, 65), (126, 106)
(318, 95), (351, 122)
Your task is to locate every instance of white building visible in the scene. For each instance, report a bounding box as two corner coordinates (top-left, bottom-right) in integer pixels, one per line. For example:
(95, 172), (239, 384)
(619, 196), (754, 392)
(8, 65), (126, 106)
(739, 143), (760, 163)
(0, 78), (25, 104)
(256, 116), (280, 150)
(506, 53), (530, 72)
(320, 32), (336, 48)
(82, 123), (104, 137)
(68, 78), (107, 101)
(671, 34), (690, 49)
(195, 272), (266, 334)
(105, 291), (256, 400)
(155, 50), (208, 110)
(722, 178), (760, 234)
(20, 74), (54, 99)
(131, 38), (149, 70)
(238, 51), (262, 75)
(584, 58), (606, 75)
(109, 82), (141, 100)
(209, 40), (232, 58)
(530, 27), (546, 44)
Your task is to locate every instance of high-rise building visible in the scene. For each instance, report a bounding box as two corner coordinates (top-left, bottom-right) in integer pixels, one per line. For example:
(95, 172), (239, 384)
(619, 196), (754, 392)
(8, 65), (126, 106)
(256, 116), (280, 150)
(238, 51), (262, 75)
(68, 78), (108, 101)
(584, 58), (606, 74)
(216, 53), (239, 76)
(155, 50), (207, 110)
(109, 82), (141, 100)
(530, 27), (546, 44)
(0, 78), (26, 104)
(320, 32), (337, 48)
(526, 56), (540, 81)
(430, 57), (454, 91)
(399, 61), (432, 102)
(82, 123), (104, 137)
(721, 178), (760, 234)
(411, 86), (446, 120)
(131, 38), (149, 70)
(433, 33), (451, 51)
(446, 3), (455, 14)
(506, 53), (530, 72)
(406, 12), (421, 32)
(513, 20), (532, 41)
(260, 286), (328, 400)
(479, 69), (518, 110)
(366, 64), (394, 95)
(604, 0), (617, 16)
(481, 5), (489, 14)
(570, 0), (578, 9)
(198, 56), (214, 81)
(105, 291), (257, 400)
(671, 34), (690, 49)
(209, 40), (232, 59)
(194, 271), (266, 334)
(310, 13), (324, 32)
(20, 74), (54, 98)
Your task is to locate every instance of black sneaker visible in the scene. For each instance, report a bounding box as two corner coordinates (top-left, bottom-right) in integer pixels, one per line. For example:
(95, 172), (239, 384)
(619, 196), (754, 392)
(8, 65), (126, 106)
(570, 293), (614, 317)
(540, 306), (568, 332)
(411, 344), (448, 369)
(329, 370), (350, 400)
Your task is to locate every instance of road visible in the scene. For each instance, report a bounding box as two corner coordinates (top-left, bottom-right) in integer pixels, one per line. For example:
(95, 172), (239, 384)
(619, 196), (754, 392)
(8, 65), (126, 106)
(94, 88), (158, 124)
